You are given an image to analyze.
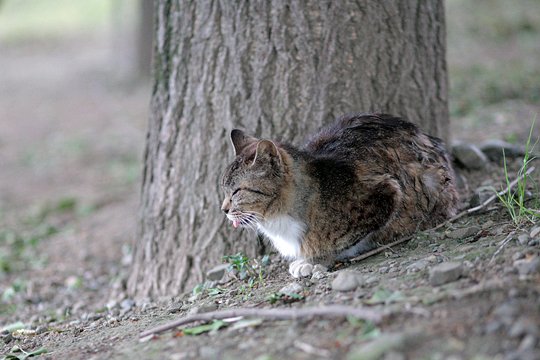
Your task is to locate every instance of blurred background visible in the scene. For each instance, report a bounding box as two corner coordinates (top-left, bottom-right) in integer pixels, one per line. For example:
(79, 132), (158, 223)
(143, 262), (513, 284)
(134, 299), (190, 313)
(0, 0), (539, 317)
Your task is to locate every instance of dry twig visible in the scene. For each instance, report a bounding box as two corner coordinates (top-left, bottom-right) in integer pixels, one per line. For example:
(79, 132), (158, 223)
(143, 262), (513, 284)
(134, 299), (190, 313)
(489, 230), (517, 264)
(140, 305), (384, 338)
(349, 166), (536, 264)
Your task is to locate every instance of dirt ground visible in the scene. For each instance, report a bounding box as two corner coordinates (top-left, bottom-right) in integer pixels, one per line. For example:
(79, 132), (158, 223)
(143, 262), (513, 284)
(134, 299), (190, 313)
(2, 1), (540, 359)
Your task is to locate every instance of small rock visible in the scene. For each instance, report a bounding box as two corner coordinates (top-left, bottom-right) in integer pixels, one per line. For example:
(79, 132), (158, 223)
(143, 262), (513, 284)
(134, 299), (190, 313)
(188, 303), (218, 315)
(348, 332), (421, 360)
(527, 239), (539, 246)
(482, 220), (495, 230)
(485, 320), (503, 334)
(1, 332), (13, 344)
(493, 302), (519, 323)
(512, 252), (525, 261)
(168, 304), (183, 314)
(313, 264), (328, 273)
(311, 271), (326, 282)
(509, 317), (539, 338)
(87, 313), (103, 322)
(120, 299), (135, 311)
(480, 139), (525, 162)
(514, 256), (540, 275)
(406, 259), (430, 273)
(331, 271), (360, 292)
(205, 264), (230, 282)
(469, 186), (494, 208)
(364, 276), (378, 287)
(429, 262), (463, 286)
(518, 234), (531, 246)
(530, 226), (540, 239)
(106, 301), (119, 311)
(35, 326), (48, 335)
(452, 143), (488, 170)
(278, 282), (303, 295)
(519, 335), (537, 351)
(447, 227), (480, 240)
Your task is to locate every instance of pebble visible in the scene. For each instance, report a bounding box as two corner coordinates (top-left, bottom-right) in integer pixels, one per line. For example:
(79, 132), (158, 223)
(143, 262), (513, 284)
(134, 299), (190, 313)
(530, 226), (540, 239)
(87, 313), (103, 322)
(311, 271), (326, 282)
(527, 239), (539, 246)
(106, 301), (119, 311)
(518, 234), (531, 246)
(519, 335), (537, 351)
(485, 320), (503, 334)
(509, 317), (538, 338)
(452, 143), (488, 170)
(1, 332), (13, 344)
(429, 262), (463, 286)
(447, 227), (480, 240)
(278, 282), (303, 295)
(205, 264), (230, 282)
(406, 259), (430, 273)
(469, 186), (494, 208)
(479, 139), (525, 161)
(331, 271), (361, 292)
(35, 325), (48, 335)
(168, 304), (183, 314)
(120, 299), (135, 311)
(364, 275), (379, 287)
(514, 256), (540, 275)
(512, 252), (525, 261)
(493, 302), (519, 324)
(188, 303), (218, 315)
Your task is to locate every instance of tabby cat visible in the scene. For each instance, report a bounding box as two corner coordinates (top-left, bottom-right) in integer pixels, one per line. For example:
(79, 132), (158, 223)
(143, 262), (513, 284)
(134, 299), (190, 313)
(221, 113), (459, 278)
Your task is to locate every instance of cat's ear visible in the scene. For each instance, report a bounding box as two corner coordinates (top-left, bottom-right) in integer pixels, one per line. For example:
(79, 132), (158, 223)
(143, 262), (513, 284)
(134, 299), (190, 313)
(230, 129), (258, 156)
(252, 140), (282, 166)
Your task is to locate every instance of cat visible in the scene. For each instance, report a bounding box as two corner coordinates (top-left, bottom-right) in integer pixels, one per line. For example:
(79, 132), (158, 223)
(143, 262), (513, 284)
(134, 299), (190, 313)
(220, 113), (459, 278)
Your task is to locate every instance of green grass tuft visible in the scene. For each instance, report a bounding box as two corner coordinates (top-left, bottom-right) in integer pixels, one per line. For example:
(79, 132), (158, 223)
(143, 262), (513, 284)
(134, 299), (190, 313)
(496, 117), (540, 225)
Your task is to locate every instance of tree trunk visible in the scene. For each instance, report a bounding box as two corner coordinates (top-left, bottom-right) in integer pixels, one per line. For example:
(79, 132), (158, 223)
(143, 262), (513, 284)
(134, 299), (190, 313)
(128, 0), (449, 298)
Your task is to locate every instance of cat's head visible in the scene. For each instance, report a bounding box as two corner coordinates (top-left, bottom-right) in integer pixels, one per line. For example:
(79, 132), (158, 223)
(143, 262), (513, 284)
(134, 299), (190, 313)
(220, 129), (291, 229)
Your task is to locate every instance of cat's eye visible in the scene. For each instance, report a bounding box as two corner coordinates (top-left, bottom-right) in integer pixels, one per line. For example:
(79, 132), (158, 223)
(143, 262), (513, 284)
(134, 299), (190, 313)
(232, 188), (241, 196)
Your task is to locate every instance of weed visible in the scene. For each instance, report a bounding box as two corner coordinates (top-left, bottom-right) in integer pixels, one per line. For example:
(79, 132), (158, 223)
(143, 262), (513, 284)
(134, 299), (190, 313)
(496, 118), (540, 225)
(267, 292), (304, 305)
(222, 253), (269, 285)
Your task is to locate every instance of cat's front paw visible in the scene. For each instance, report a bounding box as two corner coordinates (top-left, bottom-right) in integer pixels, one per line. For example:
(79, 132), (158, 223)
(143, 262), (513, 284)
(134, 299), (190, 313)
(289, 259), (314, 278)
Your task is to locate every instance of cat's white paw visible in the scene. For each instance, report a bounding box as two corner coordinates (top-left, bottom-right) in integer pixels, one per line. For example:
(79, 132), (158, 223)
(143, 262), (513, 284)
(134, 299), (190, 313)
(289, 259), (314, 278)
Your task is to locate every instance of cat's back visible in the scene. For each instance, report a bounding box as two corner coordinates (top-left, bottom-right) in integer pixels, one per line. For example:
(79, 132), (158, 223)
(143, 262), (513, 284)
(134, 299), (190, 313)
(303, 113), (421, 157)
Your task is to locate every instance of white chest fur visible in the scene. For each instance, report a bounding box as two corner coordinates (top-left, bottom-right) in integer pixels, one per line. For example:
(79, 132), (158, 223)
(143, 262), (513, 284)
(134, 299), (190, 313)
(257, 215), (305, 259)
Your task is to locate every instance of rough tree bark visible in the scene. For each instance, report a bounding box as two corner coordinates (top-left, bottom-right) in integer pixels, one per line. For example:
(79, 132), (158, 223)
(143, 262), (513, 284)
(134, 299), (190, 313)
(128, 0), (449, 298)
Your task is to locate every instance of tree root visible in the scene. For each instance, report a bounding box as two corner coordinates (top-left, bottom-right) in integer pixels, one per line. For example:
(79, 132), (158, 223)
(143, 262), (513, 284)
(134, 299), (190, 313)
(139, 305), (385, 338)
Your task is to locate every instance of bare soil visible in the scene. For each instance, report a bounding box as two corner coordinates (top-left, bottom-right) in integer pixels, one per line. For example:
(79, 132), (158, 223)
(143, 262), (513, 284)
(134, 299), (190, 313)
(2, 13), (540, 360)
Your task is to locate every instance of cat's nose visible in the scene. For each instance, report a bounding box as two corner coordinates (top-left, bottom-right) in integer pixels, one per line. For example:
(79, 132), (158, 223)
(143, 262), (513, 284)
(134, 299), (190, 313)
(221, 199), (230, 214)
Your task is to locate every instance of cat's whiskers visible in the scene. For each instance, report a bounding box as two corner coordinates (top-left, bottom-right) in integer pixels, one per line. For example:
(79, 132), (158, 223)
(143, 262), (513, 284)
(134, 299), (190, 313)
(227, 210), (263, 231)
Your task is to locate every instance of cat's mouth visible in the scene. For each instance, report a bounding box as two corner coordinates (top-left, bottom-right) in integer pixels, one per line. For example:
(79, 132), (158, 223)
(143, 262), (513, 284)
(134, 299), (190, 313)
(229, 218), (247, 228)
(227, 212), (261, 229)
